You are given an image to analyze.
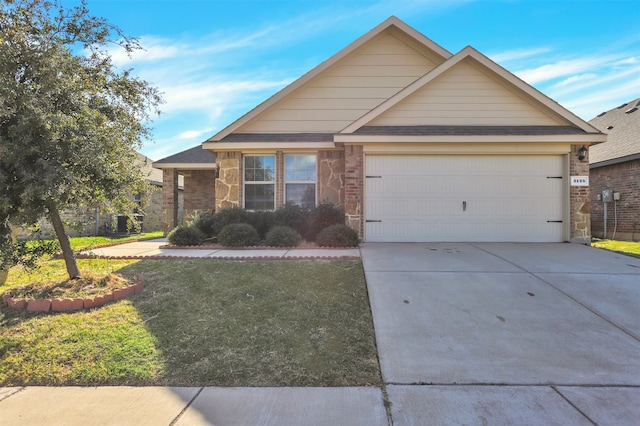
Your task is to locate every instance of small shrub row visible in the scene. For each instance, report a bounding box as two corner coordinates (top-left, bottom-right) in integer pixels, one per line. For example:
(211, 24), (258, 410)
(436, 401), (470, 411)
(167, 203), (359, 248)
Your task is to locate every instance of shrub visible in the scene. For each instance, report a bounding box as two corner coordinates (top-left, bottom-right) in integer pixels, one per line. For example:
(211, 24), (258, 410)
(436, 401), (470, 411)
(305, 203), (344, 241)
(272, 202), (307, 232)
(218, 223), (260, 247)
(315, 224), (359, 247)
(247, 210), (275, 239)
(266, 226), (301, 247)
(167, 225), (206, 246)
(192, 212), (216, 237)
(213, 207), (250, 235)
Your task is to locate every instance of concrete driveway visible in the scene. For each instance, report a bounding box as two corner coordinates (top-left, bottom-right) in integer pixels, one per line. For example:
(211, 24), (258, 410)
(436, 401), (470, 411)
(361, 243), (640, 425)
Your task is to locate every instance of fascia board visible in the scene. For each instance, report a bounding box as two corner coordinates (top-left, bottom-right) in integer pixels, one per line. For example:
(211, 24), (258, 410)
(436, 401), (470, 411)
(209, 17), (452, 142)
(152, 163), (217, 170)
(202, 142), (336, 151)
(334, 133), (607, 144)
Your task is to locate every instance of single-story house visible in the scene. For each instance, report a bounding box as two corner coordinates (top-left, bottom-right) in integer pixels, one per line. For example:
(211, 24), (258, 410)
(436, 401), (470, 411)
(154, 16), (606, 243)
(588, 99), (640, 241)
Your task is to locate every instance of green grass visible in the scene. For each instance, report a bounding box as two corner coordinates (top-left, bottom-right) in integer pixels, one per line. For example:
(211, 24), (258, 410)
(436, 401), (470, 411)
(68, 232), (163, 251)
(592, 239), (640, 259)
(0, 259), (381, 387)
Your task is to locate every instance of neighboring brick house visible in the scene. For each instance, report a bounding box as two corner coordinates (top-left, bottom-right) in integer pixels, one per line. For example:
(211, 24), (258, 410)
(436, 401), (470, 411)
(20, 152), (184, 238)
(154, 16), (605, 243)
(588, 99), (640, 241)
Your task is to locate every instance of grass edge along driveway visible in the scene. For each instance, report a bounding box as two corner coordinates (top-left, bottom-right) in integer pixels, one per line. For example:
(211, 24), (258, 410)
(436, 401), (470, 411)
(0, 259), (381, 387)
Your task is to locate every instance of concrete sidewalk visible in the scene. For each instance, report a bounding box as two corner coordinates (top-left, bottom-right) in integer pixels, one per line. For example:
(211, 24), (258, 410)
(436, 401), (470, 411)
(0, 386), (388, 425)
(81, 238), (361, 259)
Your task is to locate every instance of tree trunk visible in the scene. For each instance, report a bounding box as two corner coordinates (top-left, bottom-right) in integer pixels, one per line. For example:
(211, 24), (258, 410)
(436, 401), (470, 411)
(48, 203), (81, 279)
(0, 225), (21, 285)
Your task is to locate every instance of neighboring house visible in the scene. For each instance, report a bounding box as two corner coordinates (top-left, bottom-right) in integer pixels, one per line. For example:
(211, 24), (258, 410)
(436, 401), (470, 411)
(154, 16), (605, 243)
(20, 153), (184, 238)
(588, 99), (640, 241)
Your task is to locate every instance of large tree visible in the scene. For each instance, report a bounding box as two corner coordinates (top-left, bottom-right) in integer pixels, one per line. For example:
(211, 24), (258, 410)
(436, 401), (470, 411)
(0, 0), (162, 279)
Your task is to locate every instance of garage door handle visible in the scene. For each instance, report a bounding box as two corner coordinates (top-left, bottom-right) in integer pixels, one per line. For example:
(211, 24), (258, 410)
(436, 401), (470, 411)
(547, 220), (563, 223)
(463, 201), (467, 211)
(366, 220), (382, 223)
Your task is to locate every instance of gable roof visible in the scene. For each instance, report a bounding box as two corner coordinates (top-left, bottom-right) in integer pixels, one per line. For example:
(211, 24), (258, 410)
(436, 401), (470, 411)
(340, 46), (601, 135)
(208, 16), (452, 141)
(153, 145), (217, 169)
(588, 98), (640, 167)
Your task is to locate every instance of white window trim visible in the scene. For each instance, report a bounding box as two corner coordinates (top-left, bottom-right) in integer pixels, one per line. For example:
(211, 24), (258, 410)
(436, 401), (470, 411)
(243, 154), (276, 211)
(284, 154), (317, 208)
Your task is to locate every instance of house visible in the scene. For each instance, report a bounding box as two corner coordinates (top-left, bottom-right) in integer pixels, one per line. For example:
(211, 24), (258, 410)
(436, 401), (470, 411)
(154, 16), (605, 243)
(20, 152), (184, 238)
(588, 99), (640, 241)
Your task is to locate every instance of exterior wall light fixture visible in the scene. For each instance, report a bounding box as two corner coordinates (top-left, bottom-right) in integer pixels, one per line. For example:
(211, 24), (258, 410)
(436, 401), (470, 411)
(578, 146), (587, 161)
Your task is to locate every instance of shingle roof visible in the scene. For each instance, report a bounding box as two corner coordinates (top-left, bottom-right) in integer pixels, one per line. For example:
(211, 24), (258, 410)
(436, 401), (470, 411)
(353, 125), (589, 136)
(154, 145), (216, 165)
(589, 98), (640, 166)
(220, 133), (335, 142)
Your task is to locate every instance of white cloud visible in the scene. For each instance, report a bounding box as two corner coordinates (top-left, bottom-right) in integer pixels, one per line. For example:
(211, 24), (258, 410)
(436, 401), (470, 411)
(177, 130), (207, 140)
(489, 47), (553, 64)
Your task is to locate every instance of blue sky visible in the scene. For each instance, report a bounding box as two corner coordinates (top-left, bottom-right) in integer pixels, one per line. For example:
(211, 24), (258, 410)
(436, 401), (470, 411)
(77, 0), (640, 160)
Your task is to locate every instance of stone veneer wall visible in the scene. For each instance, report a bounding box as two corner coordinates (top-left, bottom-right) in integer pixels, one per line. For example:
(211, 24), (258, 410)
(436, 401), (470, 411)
(318, 150), (345, 206)
(215, 152), (241, 210)
(344, 145), (364, 236)
(570, 144), (591, 244)
(184, 170), (216, 222)
(590, 159), (639, 241)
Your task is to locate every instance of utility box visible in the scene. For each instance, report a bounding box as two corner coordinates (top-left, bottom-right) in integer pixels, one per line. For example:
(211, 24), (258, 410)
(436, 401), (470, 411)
(602, 189), (614, 203)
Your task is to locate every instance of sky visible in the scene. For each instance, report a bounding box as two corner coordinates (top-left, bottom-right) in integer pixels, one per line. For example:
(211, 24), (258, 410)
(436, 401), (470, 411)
(73, 0), (640, 160)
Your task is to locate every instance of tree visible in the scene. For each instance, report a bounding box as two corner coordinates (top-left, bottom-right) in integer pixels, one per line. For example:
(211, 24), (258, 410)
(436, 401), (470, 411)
(0, 0), (162, 279)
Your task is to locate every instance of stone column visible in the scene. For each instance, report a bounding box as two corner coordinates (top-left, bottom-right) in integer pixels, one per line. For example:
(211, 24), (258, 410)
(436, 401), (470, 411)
(318, 149), (345, 206)
(570, 144), (591, 244)
(344, 145), (364, 237)
(215, 152), (241, 210)
(161, 168), (179, 235)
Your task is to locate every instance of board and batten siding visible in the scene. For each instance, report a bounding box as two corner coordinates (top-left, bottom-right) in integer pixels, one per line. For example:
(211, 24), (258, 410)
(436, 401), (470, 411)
(369, 59), (569, 127)
(237, 31), (443, 133)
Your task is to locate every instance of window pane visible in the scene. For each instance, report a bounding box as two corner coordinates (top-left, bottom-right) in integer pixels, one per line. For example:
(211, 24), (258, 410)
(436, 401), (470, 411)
(285, 154), (316, 182)
(245, 184), (274, 210)
(244, 155), (275, 182)
(286, 183), (315, 209)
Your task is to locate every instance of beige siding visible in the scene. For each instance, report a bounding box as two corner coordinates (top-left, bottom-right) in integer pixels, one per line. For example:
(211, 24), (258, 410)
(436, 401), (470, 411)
(238, 31), (442, 133)
(370, 59), (568, 126)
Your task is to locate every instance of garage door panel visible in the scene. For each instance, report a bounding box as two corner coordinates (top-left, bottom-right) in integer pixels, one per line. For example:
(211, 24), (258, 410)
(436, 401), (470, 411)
(365, 155), (564, 242)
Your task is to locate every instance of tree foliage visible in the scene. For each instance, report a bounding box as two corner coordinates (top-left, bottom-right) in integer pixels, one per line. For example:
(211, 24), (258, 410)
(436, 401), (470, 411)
(0, 0), (163, 278)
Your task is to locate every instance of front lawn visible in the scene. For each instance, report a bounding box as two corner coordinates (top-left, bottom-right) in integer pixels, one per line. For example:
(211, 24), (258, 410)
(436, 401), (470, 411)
(0, 259), (380, 387)
(591, 238), (640, 259)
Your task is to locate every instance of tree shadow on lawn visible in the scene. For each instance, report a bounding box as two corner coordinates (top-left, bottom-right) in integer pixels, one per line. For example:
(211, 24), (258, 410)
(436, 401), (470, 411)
(115, 258), (382, 387)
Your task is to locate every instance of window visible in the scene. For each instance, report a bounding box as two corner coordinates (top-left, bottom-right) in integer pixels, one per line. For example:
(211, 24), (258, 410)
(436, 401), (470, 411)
(285, 154), (316, 209)
(244, 155), (275, 210)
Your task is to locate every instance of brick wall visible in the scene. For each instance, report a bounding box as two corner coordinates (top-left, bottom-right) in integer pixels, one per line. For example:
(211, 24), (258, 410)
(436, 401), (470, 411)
(344, 145), (364, 236)
(570, 145), (591, 244)
(590, 159), (640, 241)
(184, 170), (216, 222)
(161, 169), (179, 233)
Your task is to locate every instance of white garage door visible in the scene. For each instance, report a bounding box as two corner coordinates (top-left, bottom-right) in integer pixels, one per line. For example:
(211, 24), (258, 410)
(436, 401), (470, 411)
(365, 155), (564, 242)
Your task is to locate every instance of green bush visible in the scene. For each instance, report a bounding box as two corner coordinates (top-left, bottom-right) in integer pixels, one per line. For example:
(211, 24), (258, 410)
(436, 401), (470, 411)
(265, 226), (301, 247)
(167, 225), (206, 246)
(272, 203), (307, 232)
(306, 203), (344, 241)
(218, 223), (260, 247)
(247, 210), (275, 239)
(213, 207), (250, 235)
(315, 224), (359, 247)
(192, 212), (216, 237)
